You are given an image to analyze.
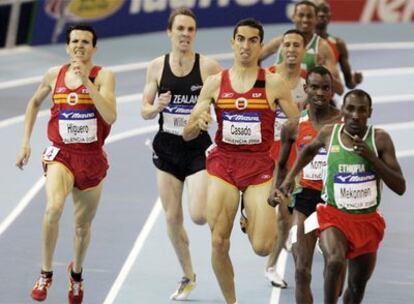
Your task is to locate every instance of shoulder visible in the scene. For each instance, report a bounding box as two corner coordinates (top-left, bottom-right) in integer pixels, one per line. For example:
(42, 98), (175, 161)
(96, 66), (114, 77)
(148, 55), (164, 71)
(320, 123), (335, 137)
(95, 67), (115, 85)
(319, 37), (330, 49)
(199, 54), (222, 76)
(145, 56), (165, 82)
(43, 66), (61, 85)
(204, 71), (222, 87)
(374, 127), (392, 143)
(265, 70), (287, 90)
(46, 66), (61, 77)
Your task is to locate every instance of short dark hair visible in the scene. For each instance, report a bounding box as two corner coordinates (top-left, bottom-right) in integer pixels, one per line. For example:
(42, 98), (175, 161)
(233, 18), (264, 43)
(343, 89), (372, 108)
(167, 7), (197, 30)
(66, 24), (97, 47)
(283, 29), (306, 45)
(306, 65), (333, 84)
(294, 0), (318, 15)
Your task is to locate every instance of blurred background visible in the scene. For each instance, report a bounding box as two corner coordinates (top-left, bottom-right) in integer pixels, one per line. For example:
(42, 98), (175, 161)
(1, 0), (413, 49)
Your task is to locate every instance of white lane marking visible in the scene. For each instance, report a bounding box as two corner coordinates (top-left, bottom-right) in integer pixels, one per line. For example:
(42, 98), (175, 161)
(0, 91), (412, 130)
(1, 43), (414, 90)
(0, 45), (33, 56)
(362, 67), (414, 77)
(378, 121), (414, 131)
(0, 93), (142, 129)
(269, 250), (288, 304)
(348, 42), (414, 50)
(0, 125), (157, 237)
(374, 94), (414, 104)
(103, 198), (162, 304)
(397, 150), (414, 158)
(0, 177), (45, 237)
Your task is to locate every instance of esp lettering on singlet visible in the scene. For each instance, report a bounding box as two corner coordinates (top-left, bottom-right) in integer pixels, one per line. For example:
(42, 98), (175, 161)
(215, 69), (275, 153)
(158, 54), (203, 136)
(48, 64), (110, 150)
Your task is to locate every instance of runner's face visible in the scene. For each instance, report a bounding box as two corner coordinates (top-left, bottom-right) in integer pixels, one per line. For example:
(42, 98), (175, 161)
(342, 94), (372, 135)
(316, 4), (330, 30)
(168, 15), (196, 52)
(66, 30), (96, 61)
(281, 33), (305, 65)
(305, 73), (333, 109)
(293, 5), (317, 34)
(232, 26), (262, 65)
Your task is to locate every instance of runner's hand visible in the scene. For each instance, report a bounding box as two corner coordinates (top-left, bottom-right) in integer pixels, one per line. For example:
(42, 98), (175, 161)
(197, 112), (211, 131)
(156, 91), (171, 112)
(16, 146), (31, 170)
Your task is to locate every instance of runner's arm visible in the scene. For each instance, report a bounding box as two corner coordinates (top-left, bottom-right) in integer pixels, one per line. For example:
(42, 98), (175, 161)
(183, 74), (220, 141)
(319, 39), (344, 95)
(16, 68), (55, 169)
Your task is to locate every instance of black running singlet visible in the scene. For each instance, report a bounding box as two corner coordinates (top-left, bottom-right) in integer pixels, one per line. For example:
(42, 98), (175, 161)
(154, 53), (211, 151)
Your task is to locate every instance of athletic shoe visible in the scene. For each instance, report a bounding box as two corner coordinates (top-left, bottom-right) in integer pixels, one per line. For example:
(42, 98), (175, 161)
(68, 263), (83, 304)
(265, 267), (287, 288)
(31, 274), (53, 301)
(170, 275), (196, 300)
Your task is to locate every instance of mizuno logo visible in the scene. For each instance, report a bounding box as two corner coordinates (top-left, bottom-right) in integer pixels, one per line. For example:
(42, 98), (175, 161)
(190, 85), (203, 92)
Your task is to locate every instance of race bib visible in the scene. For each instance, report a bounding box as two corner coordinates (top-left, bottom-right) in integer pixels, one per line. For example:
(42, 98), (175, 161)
(43, 146), (60, 161)
(58, 109), (97, 144)
(222, 112), (261, 145)
(303, 148), (327, 181)
(334, 172), (377, 210)
(162, 105), (192, 136)
(274, 109), (288, 141)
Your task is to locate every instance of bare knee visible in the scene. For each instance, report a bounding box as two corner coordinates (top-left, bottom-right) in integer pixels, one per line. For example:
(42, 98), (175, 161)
(44, 203), (64, 224)
(346, 282), (366, 303)
(326, 255), (346, 275)
(252, 238), (273, 256)
(191, 215), (206, 225)
(165, 209), (183, 227)
(75, 224), (91, 239)
(189, 209), (206, 225)
(295, 266), (312, 285)
(211, 234), (230, 255)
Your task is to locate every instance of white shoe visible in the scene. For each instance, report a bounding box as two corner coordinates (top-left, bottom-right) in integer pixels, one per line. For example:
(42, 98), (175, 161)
(170, 275), (196, 301)
(265, 267), (287, 288)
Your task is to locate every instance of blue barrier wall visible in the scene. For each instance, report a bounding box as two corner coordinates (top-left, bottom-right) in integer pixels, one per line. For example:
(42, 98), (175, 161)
(30, 0), (293, 45)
